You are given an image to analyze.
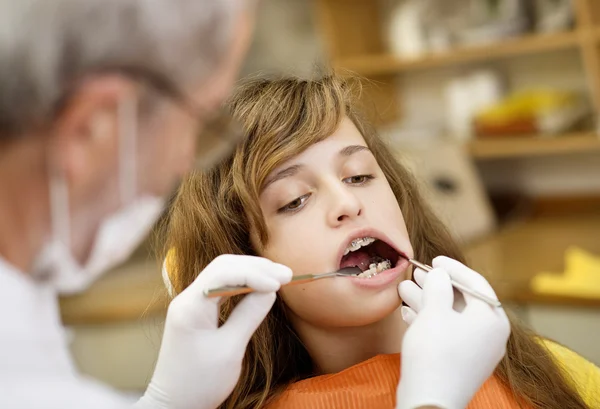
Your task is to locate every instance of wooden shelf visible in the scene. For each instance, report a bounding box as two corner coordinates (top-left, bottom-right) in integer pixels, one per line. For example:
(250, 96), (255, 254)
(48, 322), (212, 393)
(465, 211), (600, 307)
(336, 31), (581, 76)
(60, 256), (169, 325)
(468, 132), (600, 159)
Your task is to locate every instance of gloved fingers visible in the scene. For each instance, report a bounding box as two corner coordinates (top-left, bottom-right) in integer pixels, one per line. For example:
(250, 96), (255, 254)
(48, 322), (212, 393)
(452, 287), (467, 313)
(208, 269), (283, 293)
(169, 266), (281, 327)
(400, 306), (418, 325)
(165, 289), (220, 330)
(463, 299), (511, 359)
(221, 292), (277, 344)
(188, 255), (292, 295)
(413, 268), (427, 288)
(409, 266), (470, 313)
(463, 293), (510, 331)
(165, 271), (281, 332)
(398, 280), (424, 313)
(165, 256), (290, 331)
(422, 268), (454, 311)
(208, 255), (292, 286)
(432, 256), (498, 300)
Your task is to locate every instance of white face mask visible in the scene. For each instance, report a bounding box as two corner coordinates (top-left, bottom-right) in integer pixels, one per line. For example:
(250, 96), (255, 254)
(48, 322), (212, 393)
(33, 97), (166, 294)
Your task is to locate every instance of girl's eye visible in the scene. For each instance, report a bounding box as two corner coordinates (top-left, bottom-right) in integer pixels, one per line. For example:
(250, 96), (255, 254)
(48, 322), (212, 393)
(343, 174), (374, 185)
(278, 193), (310, 213)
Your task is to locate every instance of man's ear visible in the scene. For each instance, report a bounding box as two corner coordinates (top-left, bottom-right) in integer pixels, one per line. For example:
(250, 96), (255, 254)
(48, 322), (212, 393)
(49, 75), (139, 185)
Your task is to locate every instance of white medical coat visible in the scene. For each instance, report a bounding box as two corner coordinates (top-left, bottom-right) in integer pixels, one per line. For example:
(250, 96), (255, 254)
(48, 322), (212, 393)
(0, 257), (132, 409)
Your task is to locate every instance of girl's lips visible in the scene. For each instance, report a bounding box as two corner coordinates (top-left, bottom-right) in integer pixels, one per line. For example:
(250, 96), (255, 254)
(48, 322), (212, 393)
(347, 257), (410, 289)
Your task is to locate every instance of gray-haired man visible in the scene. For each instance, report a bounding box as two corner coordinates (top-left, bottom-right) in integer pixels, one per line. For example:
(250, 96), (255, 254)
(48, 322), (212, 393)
(0, 1), (270, 408)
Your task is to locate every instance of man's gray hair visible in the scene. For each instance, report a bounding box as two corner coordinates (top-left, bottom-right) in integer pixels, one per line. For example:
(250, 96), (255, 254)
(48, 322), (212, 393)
(0, 0), (240, 136)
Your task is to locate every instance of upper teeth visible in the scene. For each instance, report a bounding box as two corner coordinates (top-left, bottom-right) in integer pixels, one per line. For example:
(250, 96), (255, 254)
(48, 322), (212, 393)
(344, 237), (376, 255)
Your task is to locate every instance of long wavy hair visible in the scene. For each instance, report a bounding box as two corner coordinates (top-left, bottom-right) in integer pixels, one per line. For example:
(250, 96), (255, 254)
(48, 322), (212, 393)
(159, 75), (589, 409)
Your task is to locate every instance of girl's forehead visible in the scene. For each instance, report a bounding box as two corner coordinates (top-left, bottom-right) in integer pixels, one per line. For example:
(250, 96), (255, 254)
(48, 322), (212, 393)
(269, 118), (367, 172)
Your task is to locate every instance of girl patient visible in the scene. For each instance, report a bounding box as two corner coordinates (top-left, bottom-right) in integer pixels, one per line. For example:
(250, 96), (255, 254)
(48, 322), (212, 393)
(161, 75), (599, 409)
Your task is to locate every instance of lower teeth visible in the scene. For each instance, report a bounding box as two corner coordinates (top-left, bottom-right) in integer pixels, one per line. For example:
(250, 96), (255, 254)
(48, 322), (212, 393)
(357, 259), (392, 278)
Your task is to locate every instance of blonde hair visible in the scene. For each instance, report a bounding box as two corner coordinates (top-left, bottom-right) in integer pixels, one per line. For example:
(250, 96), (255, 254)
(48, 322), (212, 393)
(160, 75), (589, 409)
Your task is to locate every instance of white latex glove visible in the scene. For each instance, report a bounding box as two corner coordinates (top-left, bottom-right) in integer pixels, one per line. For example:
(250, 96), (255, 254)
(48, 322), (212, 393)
(135, 255), (292, 409)
(396, 256), (510, 409)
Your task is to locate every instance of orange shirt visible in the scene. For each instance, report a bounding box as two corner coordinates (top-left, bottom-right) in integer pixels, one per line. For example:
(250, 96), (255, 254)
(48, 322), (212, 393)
(265, 354), (524, 409)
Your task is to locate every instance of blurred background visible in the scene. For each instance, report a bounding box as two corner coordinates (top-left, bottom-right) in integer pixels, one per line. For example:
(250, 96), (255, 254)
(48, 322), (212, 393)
(59, 0), (600, 396)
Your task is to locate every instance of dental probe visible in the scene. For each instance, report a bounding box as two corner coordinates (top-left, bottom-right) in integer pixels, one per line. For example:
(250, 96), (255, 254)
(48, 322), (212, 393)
(407, 258), (502, 308)
(204, 266), (361, 298)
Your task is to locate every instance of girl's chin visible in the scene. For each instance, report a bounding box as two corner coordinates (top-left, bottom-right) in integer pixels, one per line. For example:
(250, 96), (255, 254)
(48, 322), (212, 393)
(329, 289), (403, 327)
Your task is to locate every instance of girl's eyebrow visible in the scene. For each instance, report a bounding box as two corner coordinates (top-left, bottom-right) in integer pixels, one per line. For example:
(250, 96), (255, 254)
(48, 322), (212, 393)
(339, 145), (370, 156)
(263, 164), (305, 191)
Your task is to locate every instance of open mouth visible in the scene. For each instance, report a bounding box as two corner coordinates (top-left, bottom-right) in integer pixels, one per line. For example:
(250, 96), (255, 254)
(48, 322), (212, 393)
(339, 237), (402, 279)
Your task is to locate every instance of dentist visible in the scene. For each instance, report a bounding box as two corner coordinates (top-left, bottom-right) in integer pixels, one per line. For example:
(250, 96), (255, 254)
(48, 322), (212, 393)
(0, 1), (279, 408)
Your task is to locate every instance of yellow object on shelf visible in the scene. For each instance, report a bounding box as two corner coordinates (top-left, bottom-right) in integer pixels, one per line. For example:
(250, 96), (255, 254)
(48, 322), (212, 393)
(475, 89), (579, 124)
(531, 247), (600, 299)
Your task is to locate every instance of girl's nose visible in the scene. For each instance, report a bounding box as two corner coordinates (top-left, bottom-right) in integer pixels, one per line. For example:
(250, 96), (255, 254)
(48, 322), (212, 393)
(327, 183), (363, 227)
